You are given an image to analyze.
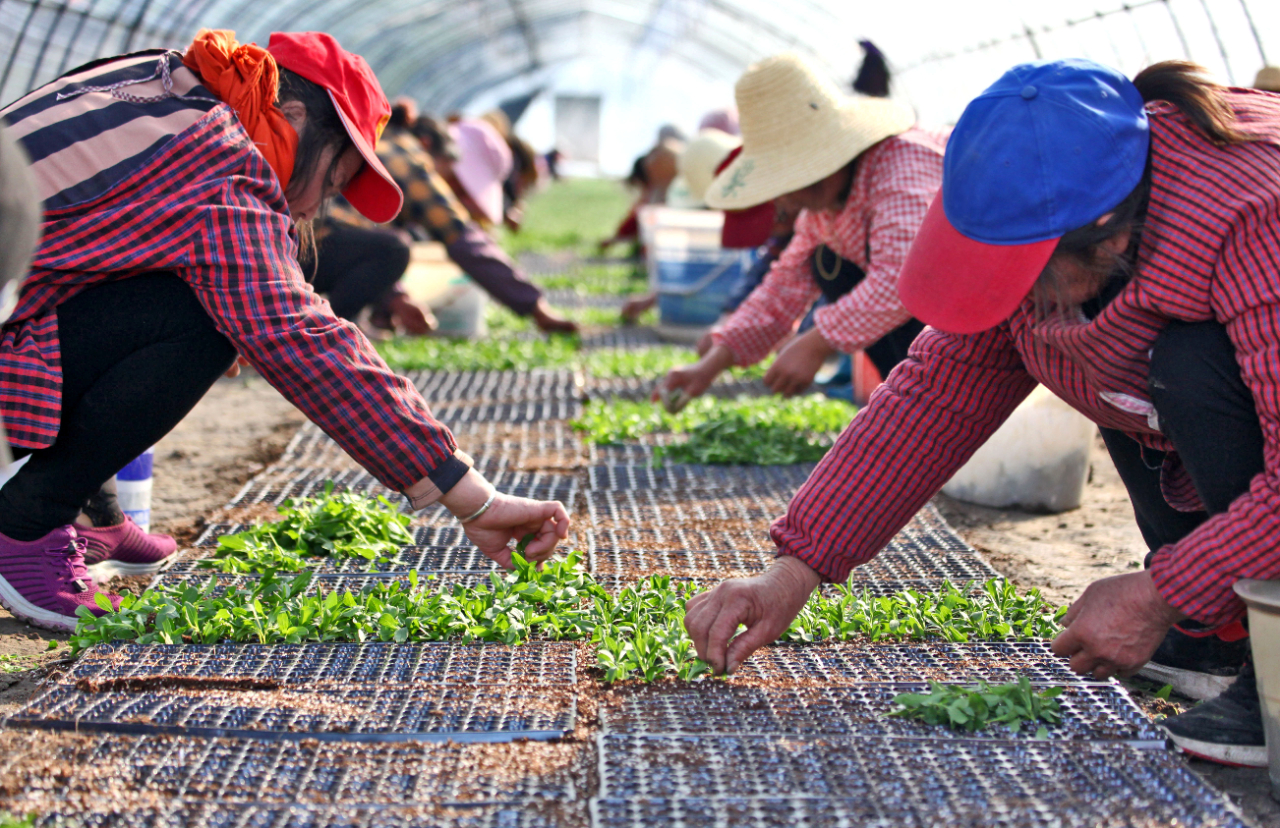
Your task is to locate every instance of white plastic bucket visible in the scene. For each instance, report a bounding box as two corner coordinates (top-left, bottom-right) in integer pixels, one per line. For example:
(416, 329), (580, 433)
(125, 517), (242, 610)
(117, 447), (154, 532)
(640, 206), (755, 328)
(942, 386), (1095, 513)
(1234, 579), (1280, 792)
(428, 277), (488, 338)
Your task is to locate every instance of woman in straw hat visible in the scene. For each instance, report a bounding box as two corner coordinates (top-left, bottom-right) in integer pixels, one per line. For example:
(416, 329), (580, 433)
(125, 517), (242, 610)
(0, 30), (570, 633)
(685, 58), (1280, 768)
(657, 52), (945, 403)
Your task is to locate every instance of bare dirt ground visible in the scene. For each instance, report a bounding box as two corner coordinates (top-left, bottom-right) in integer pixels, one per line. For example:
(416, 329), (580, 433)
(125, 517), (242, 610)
(0, 382), (1273, 825)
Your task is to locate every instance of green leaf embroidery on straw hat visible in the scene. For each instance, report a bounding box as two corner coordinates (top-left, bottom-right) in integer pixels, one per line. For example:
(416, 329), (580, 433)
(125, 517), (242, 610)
(720, 159), (754, 197)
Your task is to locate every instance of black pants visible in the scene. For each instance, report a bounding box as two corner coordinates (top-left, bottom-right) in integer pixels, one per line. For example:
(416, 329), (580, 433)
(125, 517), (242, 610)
(312, 225), (410, 321)
(1101, 321), (1265, 561)
(0, 274), (236, 540)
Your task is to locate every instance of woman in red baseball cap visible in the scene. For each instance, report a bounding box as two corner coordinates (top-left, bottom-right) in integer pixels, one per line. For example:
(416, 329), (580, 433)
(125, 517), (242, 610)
(685, 58), (1280, 768)
(0, 30), (569, 633)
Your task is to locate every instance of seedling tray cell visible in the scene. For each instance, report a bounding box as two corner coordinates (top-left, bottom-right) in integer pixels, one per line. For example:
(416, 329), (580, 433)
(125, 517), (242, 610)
(64, 642), (577, 687)
(591, 575), (985, 599)
(733, 642), (1096, 686)
(403, 368), (582, 404)
(279, 426), (512, 475)
(599, 683), (1162, 744)
(592, 736), (1244, 828)
(586, 463), (816, 492)
(24, 733), (582, 806)
(32, 802), (582, 828)
(10, 683), (575, 743)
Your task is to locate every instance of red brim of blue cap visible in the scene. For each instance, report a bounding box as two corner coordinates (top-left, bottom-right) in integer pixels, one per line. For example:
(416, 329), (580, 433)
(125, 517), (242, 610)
(898, 193), (1059, 335)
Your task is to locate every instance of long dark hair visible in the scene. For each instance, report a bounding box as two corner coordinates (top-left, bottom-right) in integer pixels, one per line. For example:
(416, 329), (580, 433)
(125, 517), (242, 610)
(276, 67), (353, 261)
(1034, 61), (1255, 313)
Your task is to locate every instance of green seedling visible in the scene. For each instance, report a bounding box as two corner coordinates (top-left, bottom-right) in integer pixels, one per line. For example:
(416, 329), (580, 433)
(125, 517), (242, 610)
(201, 484), (413, 573)
(377, 334), (581, 372)
(891, 677), (1064, 736)
(1156, 683), (1173, 700)
(516, 533), (537, 555)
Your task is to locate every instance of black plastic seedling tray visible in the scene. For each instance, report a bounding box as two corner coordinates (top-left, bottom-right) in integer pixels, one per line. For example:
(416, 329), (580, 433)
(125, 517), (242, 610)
(172, 545), (503, 575)
(732, 642), (1101, 686)
(32, 802), (582, 828)
(580, 328), (667, 349)
(229, 467), (577, 514)
(430, 399), (582, 424)
(403, 368), (582, 404)
(9, 683), (575, 743)
(592, 736), (1245, 828)
(585, 488), (793, 526)
(28, 732), (583, 805)
(599, 683), (1163, 745)
(586, 463), (817, 492)
(583, 374), (773, 403)
(64, 641), (578, 688)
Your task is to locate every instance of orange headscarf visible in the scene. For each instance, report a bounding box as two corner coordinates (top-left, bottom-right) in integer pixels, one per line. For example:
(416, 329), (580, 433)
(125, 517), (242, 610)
(183, 29), (298, 191)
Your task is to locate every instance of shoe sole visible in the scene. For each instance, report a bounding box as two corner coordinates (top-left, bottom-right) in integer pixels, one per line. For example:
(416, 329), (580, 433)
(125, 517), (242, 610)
(1137, 662), (1237, 701)
(0, 571), (79, 633)
(86, 550), (183, 583)
(1165, 729), (1268, 767)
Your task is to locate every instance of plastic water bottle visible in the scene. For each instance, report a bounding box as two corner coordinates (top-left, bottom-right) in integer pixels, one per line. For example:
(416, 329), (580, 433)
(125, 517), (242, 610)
(116, 448), (155, 532)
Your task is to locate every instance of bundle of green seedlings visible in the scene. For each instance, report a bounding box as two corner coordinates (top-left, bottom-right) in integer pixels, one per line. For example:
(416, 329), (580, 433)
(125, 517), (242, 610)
(536, 263), (644, 297)
(201, 484), (414, 573)
(376, 333), (581, 371)
(572, 395), (855, 465)
(890, 677), (1064, 738)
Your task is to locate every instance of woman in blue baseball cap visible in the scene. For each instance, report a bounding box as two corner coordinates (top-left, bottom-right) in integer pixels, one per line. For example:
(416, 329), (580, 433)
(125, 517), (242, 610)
(683, 58), (1280, 768)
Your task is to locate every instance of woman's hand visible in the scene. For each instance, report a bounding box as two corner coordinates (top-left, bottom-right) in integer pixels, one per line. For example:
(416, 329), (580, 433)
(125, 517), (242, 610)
(1050, 570), (1186, 680)
(764, 327), (835, 397)
(654, 344), (735, 405)
(462, 493), (570, 569)
(438, 470), (570, 569)
(684, 556), (822, 674)
(224, 355), (251, 378)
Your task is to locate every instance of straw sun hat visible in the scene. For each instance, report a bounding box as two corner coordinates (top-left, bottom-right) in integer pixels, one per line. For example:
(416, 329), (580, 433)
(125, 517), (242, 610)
(1256, 66), (1280, 93)
(706, 53), (915, 210)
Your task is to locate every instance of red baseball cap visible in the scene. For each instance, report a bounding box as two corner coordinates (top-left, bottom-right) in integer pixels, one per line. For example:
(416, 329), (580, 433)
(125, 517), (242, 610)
(267, 32), (403, 224)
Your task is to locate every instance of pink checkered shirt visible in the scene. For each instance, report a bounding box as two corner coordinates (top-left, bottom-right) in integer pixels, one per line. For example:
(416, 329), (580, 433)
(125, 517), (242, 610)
(712, 128), (948, 364)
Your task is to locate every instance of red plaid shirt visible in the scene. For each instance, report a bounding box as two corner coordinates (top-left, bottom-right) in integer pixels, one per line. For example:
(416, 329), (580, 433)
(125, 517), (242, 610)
(712, 128), (948, 364)
(0, 51), (466, 496)
(774, 90), (1280, 626)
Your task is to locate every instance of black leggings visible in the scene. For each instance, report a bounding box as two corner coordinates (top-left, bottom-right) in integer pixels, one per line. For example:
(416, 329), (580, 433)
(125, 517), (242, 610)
(311, 225), (410, 321)
(1101, 321), (1265, 557)
(0, 274), (236, 540)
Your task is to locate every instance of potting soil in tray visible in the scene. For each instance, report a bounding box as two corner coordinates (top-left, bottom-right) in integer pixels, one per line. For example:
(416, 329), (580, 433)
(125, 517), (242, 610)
(28, 802), (585, 828)
(6, 732), (584, 807)
(8, 683), (576, 743)
(593, 735), (1247, 827)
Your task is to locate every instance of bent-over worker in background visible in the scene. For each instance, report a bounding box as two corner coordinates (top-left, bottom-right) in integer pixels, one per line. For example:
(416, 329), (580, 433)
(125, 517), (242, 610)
(0, 30), (569, 634)
(657, 53), (944, 403)
(685, 59), (1280, 769)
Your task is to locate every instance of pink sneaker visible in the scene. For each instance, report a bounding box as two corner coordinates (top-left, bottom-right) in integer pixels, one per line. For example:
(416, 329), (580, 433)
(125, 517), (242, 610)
(79, 517), (180, 581)
(0, 526), (122, 632)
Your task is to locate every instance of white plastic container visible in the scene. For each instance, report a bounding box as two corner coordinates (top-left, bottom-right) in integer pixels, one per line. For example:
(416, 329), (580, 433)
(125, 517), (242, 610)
(1233, 579), (1280, 790)
(116, 447), (155, 532)
(428, 277), (488, 339)
(638, 205), (756, 332)
(942, 386), (1095, 513)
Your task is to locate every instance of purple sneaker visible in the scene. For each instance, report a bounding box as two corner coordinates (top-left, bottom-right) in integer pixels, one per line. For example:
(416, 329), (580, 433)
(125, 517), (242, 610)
(79, 517), (181, 582)
(0, 525), (122, 632)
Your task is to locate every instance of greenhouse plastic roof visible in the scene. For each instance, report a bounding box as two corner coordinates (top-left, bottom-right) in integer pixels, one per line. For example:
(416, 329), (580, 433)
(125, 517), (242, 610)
(2, 0), (1278, 170)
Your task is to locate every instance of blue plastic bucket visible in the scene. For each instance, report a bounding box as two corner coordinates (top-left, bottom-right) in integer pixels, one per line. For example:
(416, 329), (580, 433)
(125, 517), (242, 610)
(117, 447), (154, 532)
(654, 250), (754, 326)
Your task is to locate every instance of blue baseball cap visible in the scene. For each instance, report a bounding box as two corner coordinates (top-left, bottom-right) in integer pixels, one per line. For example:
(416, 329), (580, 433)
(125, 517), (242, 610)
(899, 59), (1150, 333)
